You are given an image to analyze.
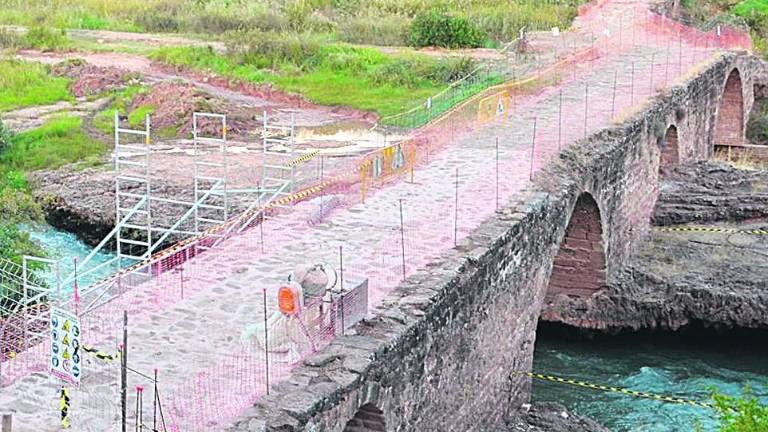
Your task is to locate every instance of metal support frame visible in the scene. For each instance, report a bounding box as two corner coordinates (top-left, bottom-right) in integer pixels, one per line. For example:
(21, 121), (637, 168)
(261, 110), (296, 199)
(193, 113), (229, 237)
(114, 111), (153, 274)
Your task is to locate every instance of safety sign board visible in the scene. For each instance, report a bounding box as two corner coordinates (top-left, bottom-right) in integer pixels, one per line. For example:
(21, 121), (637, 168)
(50, 307), (82, 385)
(496, 97), (505, 116)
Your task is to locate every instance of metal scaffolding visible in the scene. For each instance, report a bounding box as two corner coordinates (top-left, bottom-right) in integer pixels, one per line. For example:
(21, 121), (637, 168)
(193, 113), (229, 237)
(114, 111), (153, 273)
(261, 110), (296, 200)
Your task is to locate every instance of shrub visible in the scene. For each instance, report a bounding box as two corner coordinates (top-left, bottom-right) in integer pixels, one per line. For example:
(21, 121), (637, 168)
(226, 30), (323, 68)
(370, 55), (476, 87)
(0, 28), (25, 50)
(0, 224), (45, 266)
(710, 388), (768, 432)
(337, 14), (410, 46)
(409, 10), (486, 48)
(187, 11), (251, 34)
(0, 119), (12, 153)
(24, 27), (70, 52)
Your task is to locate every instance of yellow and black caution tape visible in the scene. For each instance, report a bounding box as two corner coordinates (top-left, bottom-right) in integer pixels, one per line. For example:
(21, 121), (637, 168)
(513, 371), (713, 409)
(82, 345), (120, 362)
(284, 149), (320, 168)
(60, 387), (71, 429)
(655, 226), (768, 236)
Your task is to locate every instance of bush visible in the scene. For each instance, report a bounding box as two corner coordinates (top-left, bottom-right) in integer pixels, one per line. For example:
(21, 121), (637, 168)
(337, 14), (410, 46)
(187, 11), (251, 34)
(24, 27), (70, 52)
(0, 119), (12, 153)
(0, 224), (45, 266)
(710, 388), (768, 432)
(0, 28), (25, 50)
(370, 55), (476, 87)
(409, 10), (486, 48)
(226, 30), (323, 68)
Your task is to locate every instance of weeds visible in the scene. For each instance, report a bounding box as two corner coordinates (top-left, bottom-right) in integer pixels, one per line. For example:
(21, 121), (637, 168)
(24, 26), (71, 51)
(151, 43), (472, 116)
(0, 60), (73, 112)
(3, 115), (105, 171)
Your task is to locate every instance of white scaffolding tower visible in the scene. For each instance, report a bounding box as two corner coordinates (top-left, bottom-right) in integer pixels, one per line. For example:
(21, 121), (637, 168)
(114, 111), (152, 273)
(261, 110), (296, 201)
(193, 113), (229, 237)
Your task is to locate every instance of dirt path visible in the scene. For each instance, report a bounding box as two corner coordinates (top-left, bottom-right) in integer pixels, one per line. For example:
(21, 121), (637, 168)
(14, 49), (372, 128)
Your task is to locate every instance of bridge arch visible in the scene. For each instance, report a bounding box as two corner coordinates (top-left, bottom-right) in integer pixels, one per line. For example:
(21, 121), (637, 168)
(714, 68), (745, 150)
(546, 192), (606, 297)
(343, 403), (387, 432)
(659, 124), (679, 174)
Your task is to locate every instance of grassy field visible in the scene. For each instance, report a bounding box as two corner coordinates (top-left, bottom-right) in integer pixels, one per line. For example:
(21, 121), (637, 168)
(0, 0), (584, 46)
(0, 60), (73, 112)
(151, 43), (480, 117)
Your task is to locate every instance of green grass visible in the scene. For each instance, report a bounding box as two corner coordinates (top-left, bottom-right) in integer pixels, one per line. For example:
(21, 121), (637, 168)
(128, 104), (156, 127)
(151, 44), (480, 116)
(0, 60), (74, 112)
(3, 115), (105, 171)
(92, 84), (149, 134)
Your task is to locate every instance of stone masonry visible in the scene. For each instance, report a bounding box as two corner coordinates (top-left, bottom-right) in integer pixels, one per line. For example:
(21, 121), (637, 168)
(228, 53), (763, 432)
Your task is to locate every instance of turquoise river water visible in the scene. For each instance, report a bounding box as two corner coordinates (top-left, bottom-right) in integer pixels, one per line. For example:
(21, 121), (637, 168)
(26, 224), (117, 289)
(533, 328), (768, 431)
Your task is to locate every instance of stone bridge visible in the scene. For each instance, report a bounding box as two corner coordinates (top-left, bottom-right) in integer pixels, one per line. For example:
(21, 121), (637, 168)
(229, 52), (765, 432)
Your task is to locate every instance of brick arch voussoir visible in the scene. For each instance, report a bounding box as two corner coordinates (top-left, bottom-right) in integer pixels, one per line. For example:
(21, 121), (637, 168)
(713, 68), (745, 151)
(546, 192), (606, 298)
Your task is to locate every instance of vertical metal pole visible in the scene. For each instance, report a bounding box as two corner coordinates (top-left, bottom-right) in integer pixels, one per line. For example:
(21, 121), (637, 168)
(179, 266), (184, 300)
(338, 246), (345, 336)
(139, 388), (143, 432)
(121, 310), (128, 432)
(664, 37), (670, 88)
(678, 32), (683, 75)
(618, 14), (623, 47)
(398, 199), (406, 282)
(530, 118), (537, 181)
(73, 256), (79, 317)
(495, 137), (500, 211)
(21, 259), (27, 352)
(611, 70), (618, 118)
(558, 90), (563, 151)
(153, 369), (158, 431)
(453, 168), (459, 247)
(262, 289), (269, 395)
(134, 387), (140, 432)
(319, 157), (324, 221)
(257, 183), (264, 254)
(583, 81), (589, 139)
(630, 62), (635, 105)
